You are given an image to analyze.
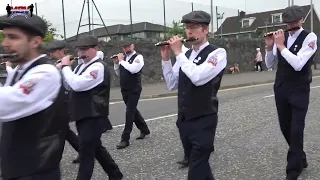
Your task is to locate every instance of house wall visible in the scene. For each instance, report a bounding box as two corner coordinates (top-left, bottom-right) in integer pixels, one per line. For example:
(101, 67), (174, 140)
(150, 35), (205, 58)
(98, 31), (166, 42)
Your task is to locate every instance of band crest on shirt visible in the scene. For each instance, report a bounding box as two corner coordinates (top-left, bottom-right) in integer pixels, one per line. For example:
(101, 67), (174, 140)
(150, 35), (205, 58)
(134, 59), (140, 63)
(207, 55), (218, 66)
(89, 70), (99, 79)
(19, 79), (37, 95)
(308, 41), (315, 49)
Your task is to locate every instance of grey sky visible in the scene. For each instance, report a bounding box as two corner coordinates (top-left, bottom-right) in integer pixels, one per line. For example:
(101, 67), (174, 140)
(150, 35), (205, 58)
(0, 0), (318, 38)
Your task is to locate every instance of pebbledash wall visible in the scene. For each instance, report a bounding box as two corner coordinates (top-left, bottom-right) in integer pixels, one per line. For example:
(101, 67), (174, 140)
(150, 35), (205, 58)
(0, 38), (319, 87)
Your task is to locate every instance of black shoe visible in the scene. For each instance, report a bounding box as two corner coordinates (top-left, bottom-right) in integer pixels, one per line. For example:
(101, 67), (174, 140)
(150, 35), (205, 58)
(72, 156), (80, 164)
(116, 141), (129, 149)
(136, 131), (150, 140)
(302, 160), (308, 169)
(286, 171), (300, 180)
(177, 158), (188, 169)
(109, 172), (123, 180)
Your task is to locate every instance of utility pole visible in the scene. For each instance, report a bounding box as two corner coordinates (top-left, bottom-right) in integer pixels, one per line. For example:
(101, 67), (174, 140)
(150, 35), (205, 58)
(311, 0), (313, 31)
(210, 0), (213, 32)
(35, 3), (38, 15)
(129, 0), (133, 37)
(191, 2), (194, 11)
(163, 0), (166, 31)
(217, 12), (224, 37)
(87, 0), (91, 32)
(61, 0), (66, 39)
(76, 0), (109, 40)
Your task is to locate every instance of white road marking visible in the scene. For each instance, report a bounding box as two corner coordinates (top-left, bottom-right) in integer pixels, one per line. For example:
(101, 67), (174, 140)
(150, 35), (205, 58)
(111, 77), (320, 129)
(262, 85), (320, 98)
(112, 114), (178, 128)
(109, 76), (320, 105)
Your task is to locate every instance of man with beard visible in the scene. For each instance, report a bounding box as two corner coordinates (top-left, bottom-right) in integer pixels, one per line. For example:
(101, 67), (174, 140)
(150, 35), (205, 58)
(58, 35), (123, 180)
(112, 38), (150, 149)
(0, 14), (67, 179)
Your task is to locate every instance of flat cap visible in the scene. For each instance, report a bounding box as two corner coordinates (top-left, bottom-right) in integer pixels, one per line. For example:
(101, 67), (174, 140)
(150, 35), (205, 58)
(121, 38), (135, 47)
(75, 35), (98, 48)
(181, 10), (211, 24)
(46, 40), (67, 51)
(0, 14), (46, 38)
(282, 5), (304, 23)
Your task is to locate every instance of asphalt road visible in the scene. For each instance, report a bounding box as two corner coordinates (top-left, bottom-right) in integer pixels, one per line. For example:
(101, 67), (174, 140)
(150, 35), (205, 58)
(59, 77), (320, 180)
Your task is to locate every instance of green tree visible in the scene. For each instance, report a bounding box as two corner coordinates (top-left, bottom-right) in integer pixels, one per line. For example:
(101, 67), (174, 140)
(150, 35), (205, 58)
(42, 16), (59, 43)
(165, 20), (186, 38)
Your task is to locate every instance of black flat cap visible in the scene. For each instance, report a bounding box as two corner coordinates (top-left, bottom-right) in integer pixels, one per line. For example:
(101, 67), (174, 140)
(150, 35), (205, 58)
(181, 10), (211, 24)
(46, 40), (67, 51)
(75, 35), (98, 48)
(121, 38), (135, 47)
(282, 5), (304, 23)
(0, 14), (46, 38)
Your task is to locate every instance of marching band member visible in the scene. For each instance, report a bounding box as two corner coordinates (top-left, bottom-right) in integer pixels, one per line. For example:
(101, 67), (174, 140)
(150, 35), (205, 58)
(112, 38), (150, 149)
(46, 40), (81, 164)
(160, 10), (227, 180)
(0, 14), (67, 179)
(59, 35), (123, 180)
(265, 5), (317, 180)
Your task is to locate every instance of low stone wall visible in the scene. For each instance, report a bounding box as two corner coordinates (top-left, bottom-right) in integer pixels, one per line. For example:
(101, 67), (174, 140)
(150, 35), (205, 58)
(1, 38), (319, 87)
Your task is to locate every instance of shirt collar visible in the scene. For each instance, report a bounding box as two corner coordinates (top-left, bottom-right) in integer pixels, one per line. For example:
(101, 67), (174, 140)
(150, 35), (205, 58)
(17, 54), (47, 70)
(125, 51), (136, 59)
(192, 42), (209, 52)
(289, 27), (303, 38)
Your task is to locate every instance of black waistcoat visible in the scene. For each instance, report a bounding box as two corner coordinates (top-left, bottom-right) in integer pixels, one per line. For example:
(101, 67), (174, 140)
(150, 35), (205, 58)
(70, 59), (110, 121)
(275, 30), (315, 87)
(178, 45), (225, 121)
(119, 53), (142, 91)
(0, 57), (67, 179)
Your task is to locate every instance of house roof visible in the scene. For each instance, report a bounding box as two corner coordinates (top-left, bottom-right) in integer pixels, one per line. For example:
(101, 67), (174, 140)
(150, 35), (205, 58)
(216, 5), (313, 35)
(66, 22), (169, 41)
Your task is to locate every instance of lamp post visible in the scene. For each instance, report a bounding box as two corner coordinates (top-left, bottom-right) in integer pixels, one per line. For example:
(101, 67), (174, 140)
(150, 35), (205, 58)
(217, 12), (224, 38)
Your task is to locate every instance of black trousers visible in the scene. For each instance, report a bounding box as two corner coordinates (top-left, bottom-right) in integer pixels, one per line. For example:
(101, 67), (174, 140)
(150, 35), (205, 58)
(75, 117), (122, 180)
(66, 124), (80, 151)
(176, 114), (217, 180)
(255, 62), (263, 71)
(274, 84), (309, 175)
(7, 168), (60, 180)
(121, 89), (150, 142)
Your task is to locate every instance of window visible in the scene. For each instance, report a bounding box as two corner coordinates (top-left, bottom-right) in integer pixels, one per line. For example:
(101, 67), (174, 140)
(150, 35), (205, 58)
(242, 19), (250, 27)
(272, 14), (282, 23)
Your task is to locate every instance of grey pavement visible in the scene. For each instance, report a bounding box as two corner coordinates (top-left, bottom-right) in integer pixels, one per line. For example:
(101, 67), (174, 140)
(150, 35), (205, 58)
(109, 69), (320, 101)
(62, 77), (320, 180)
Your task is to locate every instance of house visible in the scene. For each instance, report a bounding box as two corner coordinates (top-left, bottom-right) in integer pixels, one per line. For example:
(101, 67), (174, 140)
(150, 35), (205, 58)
(66, 22), (170, 42)
(215, 5), (320, 38)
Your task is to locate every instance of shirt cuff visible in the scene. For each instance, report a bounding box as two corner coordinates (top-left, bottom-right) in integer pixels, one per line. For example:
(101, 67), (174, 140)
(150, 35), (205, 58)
(161, 60), (172, 65)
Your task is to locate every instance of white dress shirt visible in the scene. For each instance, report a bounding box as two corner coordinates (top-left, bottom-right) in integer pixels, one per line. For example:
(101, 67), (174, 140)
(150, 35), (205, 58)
(62, 56), (105, 92)
(114, 51), (144, 76)
(161, 42), (227, 90)
(265, 28), (318, 71)
(0, 54), (61, 122)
